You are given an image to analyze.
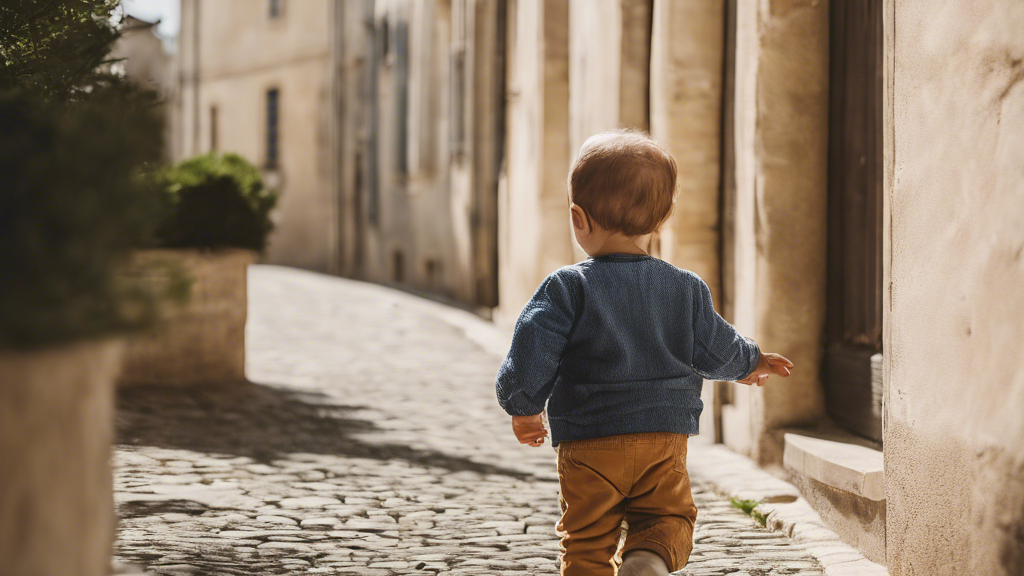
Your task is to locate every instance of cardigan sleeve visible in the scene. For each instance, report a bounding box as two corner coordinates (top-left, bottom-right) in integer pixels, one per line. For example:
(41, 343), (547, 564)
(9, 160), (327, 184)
(689, 274), (761, 382)
(495, 269), (579, 416)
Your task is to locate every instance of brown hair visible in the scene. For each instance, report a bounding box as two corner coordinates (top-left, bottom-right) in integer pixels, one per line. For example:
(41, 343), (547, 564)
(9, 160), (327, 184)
(569, 129), (677, 236)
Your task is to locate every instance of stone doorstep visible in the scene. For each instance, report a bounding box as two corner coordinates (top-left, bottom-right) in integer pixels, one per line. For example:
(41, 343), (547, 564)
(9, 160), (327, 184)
(783, 433), (885, 501)
(687, 439), (889, 576)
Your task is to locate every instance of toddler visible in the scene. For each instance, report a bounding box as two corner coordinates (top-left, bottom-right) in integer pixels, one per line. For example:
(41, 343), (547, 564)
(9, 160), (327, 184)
(495, 129), (793, 576)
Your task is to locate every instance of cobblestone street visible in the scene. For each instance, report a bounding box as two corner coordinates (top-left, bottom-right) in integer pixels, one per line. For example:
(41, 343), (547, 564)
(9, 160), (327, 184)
(112, 266), (827, 576)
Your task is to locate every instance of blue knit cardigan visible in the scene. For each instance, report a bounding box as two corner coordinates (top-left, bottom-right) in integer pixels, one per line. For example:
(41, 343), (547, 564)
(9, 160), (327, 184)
(495, 253), (761, 446)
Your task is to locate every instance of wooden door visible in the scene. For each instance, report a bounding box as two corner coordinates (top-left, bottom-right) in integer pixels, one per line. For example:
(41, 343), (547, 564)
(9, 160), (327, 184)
(825, 0), (884, 443)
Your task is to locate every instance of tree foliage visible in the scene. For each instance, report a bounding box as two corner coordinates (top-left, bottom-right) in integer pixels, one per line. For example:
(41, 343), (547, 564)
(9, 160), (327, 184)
(0, 89), (173, 348)
(0, 1), (179, 348)
(0, 0), (125, 101)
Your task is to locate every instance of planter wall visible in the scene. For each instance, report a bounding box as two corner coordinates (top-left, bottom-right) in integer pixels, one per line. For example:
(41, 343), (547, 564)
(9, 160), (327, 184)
(0, 339), (124, 576)
(119, 248), (257, 386)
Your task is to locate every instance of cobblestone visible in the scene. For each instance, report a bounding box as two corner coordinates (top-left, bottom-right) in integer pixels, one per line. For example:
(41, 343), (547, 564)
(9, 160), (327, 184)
(112, 266), (827, 575)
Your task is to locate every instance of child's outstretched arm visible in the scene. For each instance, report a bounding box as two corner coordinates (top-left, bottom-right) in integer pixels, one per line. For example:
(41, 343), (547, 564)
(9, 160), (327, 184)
(689, 273), (793, 384)
(495, 271), (578, 447)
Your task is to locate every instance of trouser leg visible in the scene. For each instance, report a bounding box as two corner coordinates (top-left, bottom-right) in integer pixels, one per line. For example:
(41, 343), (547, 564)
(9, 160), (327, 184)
(557, 441), (628, 576)
(622, 435), (698, 572)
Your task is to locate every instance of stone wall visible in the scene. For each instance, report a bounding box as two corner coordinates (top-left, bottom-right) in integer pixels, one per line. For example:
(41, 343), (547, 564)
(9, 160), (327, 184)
(0, 340), (124, 576)
(340, 0), (504, 308)
(884, 1), (1024, 574)
(177, 0), (338, 272)
(497, 0), (575, 323)
(721, 0), (829, 464)
(119, 249), (255, 387)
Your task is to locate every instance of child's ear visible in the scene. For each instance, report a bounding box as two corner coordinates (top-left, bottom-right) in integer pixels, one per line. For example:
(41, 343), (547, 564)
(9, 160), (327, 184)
(570, 204), (588, 232)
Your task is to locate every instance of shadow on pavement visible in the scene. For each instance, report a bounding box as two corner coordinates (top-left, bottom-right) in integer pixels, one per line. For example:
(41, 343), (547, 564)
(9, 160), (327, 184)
(115, 381), (538, 481)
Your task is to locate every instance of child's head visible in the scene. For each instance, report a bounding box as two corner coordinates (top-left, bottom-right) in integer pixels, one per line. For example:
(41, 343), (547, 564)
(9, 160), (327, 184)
(568, 129), (677, 254)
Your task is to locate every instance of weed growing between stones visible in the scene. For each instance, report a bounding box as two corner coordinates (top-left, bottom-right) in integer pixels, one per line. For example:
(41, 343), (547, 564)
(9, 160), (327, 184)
(730, 497), (767, 527)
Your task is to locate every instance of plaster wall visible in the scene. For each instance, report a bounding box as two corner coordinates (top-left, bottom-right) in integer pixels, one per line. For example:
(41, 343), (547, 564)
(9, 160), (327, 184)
(649, 0), (724, 301)
(567, 0), (651, 264)
(353, 0), (504, 308)
(497, 0), (574, 325)
(112, 19), (169, 91)
(111, 18), (178, 162)
(198, 60), (335, 271)
(885, 2), (1024, 574)
(336, 0), (371, 278)
(649, 0), (725, 442)
(366, 0), (467, 300)
(180, 0), (337, 272)
(722, 0), (829, 463)
(568, 0), (622, 159)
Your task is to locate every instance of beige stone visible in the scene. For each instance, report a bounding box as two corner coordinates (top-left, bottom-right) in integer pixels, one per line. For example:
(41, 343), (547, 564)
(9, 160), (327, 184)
(884, 2), (1024, 574)
(649, 0), (726, 442)
(566, 0), (654, 265)
(722, 0), (829, 464)
(0, 339), (124, 576)
(783, 434), (885, 501)
(119, 249), (256, 386)
(497, 0), (575, 324)
(788, 474), (886, 566)
(783, 434), (886, 564)
(110, 16), (178, 161)
(650, 0), (725, 298)
(177, 0), (338, 272)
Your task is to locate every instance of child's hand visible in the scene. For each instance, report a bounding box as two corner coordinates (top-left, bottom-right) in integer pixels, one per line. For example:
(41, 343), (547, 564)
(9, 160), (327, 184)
(736, 352), (793, 386)
(512, 414), (548, 447)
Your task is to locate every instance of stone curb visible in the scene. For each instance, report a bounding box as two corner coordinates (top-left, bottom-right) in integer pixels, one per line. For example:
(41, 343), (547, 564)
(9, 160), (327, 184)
(687, 440), (889, 576)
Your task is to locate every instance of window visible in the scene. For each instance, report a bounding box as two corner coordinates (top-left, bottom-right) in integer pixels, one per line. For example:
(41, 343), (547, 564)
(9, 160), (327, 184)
(266, 88), (280, 169)
(450, 49), (466, 159)
(395, 20), (409, 175)
(269, 0), (283, 18)
(424, 258), (441, 289)
(825, 0), (884, 443)
(393, 251), (405, 283)
(209, 105), (218, 152)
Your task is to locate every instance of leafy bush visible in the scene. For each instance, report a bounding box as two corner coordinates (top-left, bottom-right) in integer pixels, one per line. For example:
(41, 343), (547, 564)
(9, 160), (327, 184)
(151, 153), (278, 252)
(0, 0), (124, 102)
(0, 89), (178, 348)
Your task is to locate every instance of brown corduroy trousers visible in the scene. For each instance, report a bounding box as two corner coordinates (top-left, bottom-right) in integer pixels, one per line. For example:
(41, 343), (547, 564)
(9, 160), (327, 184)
(555, 432), (698, 576)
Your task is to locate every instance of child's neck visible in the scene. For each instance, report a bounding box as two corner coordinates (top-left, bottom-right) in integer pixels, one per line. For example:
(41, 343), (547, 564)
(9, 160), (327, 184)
(589, 232), (652, 257)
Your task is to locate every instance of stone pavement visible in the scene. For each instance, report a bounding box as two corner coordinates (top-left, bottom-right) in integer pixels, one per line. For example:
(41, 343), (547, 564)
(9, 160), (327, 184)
(112, 266), (828, 576)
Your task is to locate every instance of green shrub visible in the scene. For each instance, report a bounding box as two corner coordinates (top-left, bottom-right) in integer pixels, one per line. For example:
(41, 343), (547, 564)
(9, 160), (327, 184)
(151, 153), (278, 252)
(0, 88), (181, 348)
(0, 0), (124, 102)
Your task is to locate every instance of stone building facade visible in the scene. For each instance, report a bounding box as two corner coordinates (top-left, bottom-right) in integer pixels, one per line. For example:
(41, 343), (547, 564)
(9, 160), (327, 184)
(177, 0), (504, 302)
(175, 0), (1023, 573)
(177, 0), (342, 271)
(334, 0), (506, 308)
(110, 15), (180, 162)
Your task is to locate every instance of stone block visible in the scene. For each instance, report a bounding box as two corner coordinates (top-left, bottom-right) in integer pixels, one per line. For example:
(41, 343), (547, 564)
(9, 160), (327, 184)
(119, 248), (257, 386)
(0, 339), (124, 576)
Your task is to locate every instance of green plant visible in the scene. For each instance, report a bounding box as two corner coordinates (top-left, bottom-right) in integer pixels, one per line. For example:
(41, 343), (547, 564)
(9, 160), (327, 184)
(151, 153), (278, 252)
(730, 497), (767, 527)
(0, 0), (124, 102)
(0, 89), (180, 348)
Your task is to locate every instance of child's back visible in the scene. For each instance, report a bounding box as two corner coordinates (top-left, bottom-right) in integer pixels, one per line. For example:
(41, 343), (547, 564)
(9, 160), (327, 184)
(496, 254), (760, 446)
(494, 129), (792, 576)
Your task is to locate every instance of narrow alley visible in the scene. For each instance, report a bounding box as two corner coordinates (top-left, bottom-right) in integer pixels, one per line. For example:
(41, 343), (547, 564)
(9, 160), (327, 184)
(111, 266), (827, 576)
